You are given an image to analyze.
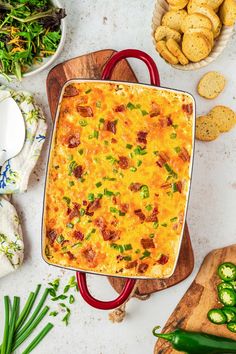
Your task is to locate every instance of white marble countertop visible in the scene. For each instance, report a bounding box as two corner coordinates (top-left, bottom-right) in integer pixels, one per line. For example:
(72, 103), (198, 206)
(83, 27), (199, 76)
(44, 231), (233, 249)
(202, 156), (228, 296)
(1, 1), (236, 353)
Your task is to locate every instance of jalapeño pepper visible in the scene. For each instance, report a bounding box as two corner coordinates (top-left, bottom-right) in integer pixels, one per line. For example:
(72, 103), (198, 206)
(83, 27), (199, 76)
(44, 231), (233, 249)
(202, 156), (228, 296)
(153, 327), (236, 353)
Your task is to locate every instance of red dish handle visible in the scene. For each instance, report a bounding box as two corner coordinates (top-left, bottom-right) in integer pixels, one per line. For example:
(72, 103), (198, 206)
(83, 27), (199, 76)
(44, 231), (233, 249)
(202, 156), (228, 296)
(76, 272), (136, 310)
(102, 49), (160, 86)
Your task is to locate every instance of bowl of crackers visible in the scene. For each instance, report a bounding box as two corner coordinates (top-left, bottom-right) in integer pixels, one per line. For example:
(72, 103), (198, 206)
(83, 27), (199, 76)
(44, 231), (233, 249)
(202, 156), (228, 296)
(152, 0), (236, 70)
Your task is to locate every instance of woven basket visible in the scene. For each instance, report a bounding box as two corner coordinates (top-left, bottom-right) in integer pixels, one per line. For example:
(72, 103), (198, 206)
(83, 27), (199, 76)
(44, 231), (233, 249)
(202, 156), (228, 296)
(151, 0), (234, 71)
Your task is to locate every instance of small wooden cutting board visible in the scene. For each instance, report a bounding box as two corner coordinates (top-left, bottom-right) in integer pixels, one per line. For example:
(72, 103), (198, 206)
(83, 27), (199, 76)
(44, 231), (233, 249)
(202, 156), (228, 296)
(46, 49), (194, 296)
(155, 244), (236, 354)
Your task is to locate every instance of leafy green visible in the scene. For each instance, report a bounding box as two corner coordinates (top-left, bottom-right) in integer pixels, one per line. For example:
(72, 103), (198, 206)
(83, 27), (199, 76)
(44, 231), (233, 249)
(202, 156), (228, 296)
(0, 0), (66, 79)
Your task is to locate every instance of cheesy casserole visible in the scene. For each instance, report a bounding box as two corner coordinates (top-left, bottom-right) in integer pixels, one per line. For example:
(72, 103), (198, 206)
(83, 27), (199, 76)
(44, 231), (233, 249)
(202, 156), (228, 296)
(43, 81), (194, 278)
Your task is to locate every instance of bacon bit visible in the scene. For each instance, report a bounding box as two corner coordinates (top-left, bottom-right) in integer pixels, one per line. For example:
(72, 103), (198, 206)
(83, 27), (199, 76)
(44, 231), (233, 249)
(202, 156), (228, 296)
(134, 209), (146, 222)
(161, 182), (172, 189)
(146, 215), (158, 222)
(68, 133), (80, 148)
(150, 102), (161, 117)
(138, 263), (148, 273)
(77, 105), (93, 117)
(94, 217), (106, 229)
(67, 251), (75, 260)
(73, 230), (84, 240)
(118, 156), (129, 169)
(114, 104), (125, 112)
(82, 200), (87, 206)
(112, 196), (118, 205)
(102, 228), (120, 241)
(104, 120), (117, 134)
(141, 238), (155, 249)
(120, 203), (129, 214)
(82, 247), (96, 262)
(73, 165), (83, 179)
(64, 85), (80, 97)
(68, 203), (80, 220)
(158, 254), (169, 265)
(146, 207), (158, 222)
(111, 138), (117, 143)
(179, 147), (190, 162)
(176, 181), (182, 193)
(182, 103), (193, 115)
(67, 208), (72, 215)
(156, 152), (169, 167)
(125, 260), (138, 269)
(46, 229), (57, 245)
(86, 198), (101, 215)
(129, 183), (142, 192)
(167, 116), (173, 126)
(137, 131), (148, 145)
(172, 223), (178, 230)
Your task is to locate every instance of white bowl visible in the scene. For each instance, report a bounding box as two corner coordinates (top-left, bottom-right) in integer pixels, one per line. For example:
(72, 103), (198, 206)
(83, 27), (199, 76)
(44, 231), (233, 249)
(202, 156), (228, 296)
(151, 0), (234, 71)
(5, 0), (66, 79)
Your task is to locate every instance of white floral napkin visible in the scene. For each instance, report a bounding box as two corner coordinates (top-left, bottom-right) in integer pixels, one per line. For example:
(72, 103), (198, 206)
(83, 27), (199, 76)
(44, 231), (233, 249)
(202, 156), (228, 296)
(0, 196), (24, 278)
(0, 87), (47, 194)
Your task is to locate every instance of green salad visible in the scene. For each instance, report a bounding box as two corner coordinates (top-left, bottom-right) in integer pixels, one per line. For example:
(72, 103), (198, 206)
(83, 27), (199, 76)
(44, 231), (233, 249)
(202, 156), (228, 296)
(0, 0), (66, 79)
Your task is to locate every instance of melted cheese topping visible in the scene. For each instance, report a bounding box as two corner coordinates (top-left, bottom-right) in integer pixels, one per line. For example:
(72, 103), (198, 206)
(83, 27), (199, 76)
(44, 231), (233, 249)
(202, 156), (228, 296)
(43, 81), (194, 278)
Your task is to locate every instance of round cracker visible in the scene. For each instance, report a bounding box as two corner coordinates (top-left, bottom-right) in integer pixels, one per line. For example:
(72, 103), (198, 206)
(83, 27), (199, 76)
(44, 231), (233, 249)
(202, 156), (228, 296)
(187, 3), (222, 38)
(219, 0), (236, 26)
(181, 13), (213, 32)
(196, 115), (220, 141)
(156, 40), (179, 65)
(166, 38), (189, 65)
(162, 10), (187, 32)
(185, 27), (214, 47)
(167, 0), (189, 9)
(154, 26), (182, 43)
(182, 32), (211, 62)
(208, 106), (236, 132)
(188, 0), (224, 10)
(197, 71), (226, 99)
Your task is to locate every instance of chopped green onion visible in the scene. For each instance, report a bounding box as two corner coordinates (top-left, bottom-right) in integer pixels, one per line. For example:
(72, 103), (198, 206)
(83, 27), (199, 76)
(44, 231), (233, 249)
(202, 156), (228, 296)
(78, 149), (84, 155)
(62, 196), (71, 205)
(164, 163), (178, 179)
(140, 250), (151, 260)
(172, 183), (178, 193)
(170, 217), (178, 222)
(153, 222), (159, 229)
(96, 101), (101, 108)
(69, 295), (75, 304)
(95, 182), (102, 188)
(130, 167), (137, 172)
(104, 140), (109, 145)
(127, 102), (135, 110)
(140, 185), (150, 199)
(66, 223), (74, 229)
(161, 223), (168, 227)
(79, 120), (88, 127)
(68, 181), (75, 187)
(94, 130), (99, 139)
(110, 207), (118, 213)
(85, 89), (91, 94)
(123, 256), (132, 261)
(88, 193), (95, 202)
(174, 146), (181, 153)
(124, 244), (132, 250)
(56, 235), (64, 244)
(106, 155), (117, 164)
(141, 110), (148, 116)
(104, 189), (114, 197)
(126, 144), (133, 149)
(170, 133), (177, 139)
(149, 233), (155, 238)
(68, 160), (78, 176)
(145, 204), (152, 211)
(49, 312), (58, 317)
(134, 145), (147, 155)
(137, 160), (142, 167)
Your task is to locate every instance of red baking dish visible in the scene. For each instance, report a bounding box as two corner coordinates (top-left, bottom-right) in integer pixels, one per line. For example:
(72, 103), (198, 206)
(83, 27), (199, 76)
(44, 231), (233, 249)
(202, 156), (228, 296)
(42, 49), (195, 310)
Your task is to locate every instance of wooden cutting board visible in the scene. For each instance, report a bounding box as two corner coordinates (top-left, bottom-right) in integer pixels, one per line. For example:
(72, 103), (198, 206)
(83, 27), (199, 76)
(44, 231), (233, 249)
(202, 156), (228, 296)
(155, 244), (236, 354)
(46, 49), (194, 296)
